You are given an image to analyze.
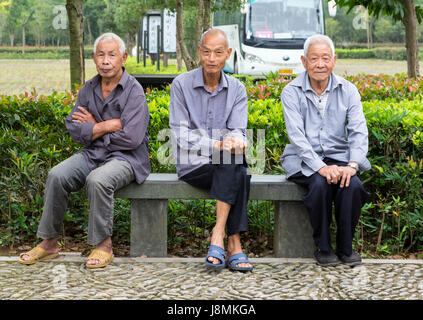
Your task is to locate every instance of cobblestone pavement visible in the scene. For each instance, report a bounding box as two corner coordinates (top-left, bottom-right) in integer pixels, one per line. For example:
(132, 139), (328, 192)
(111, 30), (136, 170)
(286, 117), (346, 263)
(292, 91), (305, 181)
(1, 254), (423, 300)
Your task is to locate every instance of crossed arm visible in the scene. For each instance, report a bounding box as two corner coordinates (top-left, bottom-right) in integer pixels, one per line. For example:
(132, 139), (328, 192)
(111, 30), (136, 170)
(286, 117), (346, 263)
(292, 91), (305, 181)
(71, 106), (121, 141)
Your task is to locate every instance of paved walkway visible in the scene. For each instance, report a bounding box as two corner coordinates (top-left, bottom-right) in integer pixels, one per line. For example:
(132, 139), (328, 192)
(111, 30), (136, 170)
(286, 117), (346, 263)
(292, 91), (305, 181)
(1, 254), (423, 300)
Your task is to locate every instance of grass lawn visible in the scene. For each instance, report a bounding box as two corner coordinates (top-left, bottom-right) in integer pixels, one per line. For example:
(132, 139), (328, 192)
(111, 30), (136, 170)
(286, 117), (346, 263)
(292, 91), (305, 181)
(0, 59), (97, 96)
(334, 58), (420, 76)
(0, 57), (419, 96)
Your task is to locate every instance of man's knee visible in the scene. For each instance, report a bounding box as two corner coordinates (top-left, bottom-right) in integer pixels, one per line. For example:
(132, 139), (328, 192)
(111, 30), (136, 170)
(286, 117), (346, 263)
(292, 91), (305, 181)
(309, 173), (330, 193)
(47, 165), (71, 188)
(86, 171), (110, 193)
(345, 175), (365, 193)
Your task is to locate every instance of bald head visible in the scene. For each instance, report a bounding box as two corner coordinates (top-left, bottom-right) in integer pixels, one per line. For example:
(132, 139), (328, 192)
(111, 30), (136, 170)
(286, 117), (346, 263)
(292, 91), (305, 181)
(200, 28), (229, 49)
(198, 28), (232, 77)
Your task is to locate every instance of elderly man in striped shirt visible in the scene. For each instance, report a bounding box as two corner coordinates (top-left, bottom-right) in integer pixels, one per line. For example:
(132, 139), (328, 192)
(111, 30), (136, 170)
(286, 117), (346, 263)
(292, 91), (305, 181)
(281, 34), (370, 267)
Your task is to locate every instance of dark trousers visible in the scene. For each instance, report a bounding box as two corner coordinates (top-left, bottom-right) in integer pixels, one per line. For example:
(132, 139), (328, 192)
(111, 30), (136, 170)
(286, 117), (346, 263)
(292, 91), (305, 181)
(288, 158), (369, 256)
(180, 151), (251, 236)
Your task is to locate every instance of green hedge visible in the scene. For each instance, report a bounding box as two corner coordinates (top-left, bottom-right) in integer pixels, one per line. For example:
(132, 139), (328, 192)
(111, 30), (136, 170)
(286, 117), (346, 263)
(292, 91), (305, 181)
(0, 47), (93, 59)
(243, 72), (423, 102)
(335, 48), (423, 61)
(1, 81), (422, 256)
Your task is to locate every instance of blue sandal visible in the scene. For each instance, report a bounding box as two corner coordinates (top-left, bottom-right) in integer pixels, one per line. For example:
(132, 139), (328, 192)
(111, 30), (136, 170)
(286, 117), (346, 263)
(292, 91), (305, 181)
(226, 253), (253, 272)
(205, 245), (226, 269)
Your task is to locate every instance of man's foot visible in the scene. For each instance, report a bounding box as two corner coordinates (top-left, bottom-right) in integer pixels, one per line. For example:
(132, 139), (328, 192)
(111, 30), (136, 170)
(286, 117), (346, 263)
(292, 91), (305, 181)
(226, 252), (253, 272)
(207, 227), (226, 265)
(205, 245), (226, 269)
(19, 238), (59, 263)
(86, 237), (113, 267)
(314, 249), (341, 267)
(337, 250), (362, 267)
(227, 234), (253, 270)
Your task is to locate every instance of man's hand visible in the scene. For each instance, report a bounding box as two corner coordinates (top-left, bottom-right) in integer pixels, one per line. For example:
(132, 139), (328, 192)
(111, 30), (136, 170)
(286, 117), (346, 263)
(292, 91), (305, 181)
(72, 106), (97, 124)
(338, 165), (357, 188)
(222, 137), (247, 154)
(318, 165), (342, 184)
(92, 119), (122, 141)
(213, 140), (223, 151)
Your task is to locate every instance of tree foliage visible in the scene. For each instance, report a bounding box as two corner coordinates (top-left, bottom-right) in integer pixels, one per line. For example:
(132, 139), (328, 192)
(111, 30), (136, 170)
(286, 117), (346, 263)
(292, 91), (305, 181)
(330, 0), (423, 77)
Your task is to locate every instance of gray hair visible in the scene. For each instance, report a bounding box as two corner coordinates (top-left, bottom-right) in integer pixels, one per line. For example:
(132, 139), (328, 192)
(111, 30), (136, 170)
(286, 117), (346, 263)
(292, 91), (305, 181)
(303, 34), (335, 58)
(93, 33), (126, 55)
(200, 28), (229, 48)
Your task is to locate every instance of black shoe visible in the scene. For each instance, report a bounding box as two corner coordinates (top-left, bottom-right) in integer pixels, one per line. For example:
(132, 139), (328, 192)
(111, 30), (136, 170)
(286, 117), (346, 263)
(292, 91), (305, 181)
(337, 250), (362, 267)
(314, 249), (341, 267)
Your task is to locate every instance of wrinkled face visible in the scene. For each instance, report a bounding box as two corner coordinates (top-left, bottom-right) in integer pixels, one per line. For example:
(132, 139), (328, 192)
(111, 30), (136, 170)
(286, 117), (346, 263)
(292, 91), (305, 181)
(301, 42), (336, 83)
(92, 40), (127, 80)
(198, 33), (232, 75)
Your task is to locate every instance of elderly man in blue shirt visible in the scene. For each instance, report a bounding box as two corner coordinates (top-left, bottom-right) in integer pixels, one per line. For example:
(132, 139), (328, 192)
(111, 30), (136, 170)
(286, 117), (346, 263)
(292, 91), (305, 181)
(281, 34), (370, 267)
(169, 29), (253, 272)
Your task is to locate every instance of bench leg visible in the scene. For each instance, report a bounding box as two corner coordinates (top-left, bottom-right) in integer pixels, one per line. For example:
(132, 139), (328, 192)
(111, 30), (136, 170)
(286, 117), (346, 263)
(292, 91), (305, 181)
(130, 199), (168, 257)
(273, 201), (315, 258)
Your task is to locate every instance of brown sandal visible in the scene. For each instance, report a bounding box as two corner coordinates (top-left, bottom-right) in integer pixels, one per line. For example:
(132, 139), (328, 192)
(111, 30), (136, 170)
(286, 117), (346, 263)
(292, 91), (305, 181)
(86, 249), (114, 269)
(18, 247), (58, 265)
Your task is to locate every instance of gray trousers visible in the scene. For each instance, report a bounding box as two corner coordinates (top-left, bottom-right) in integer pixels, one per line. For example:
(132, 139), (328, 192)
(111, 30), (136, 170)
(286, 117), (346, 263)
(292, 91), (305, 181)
(37, 153), (135, 245)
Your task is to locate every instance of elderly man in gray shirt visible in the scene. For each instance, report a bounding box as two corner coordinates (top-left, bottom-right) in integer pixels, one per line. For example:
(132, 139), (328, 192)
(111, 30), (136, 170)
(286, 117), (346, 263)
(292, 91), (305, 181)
(169, 29), (253, 272)
(19, 33), (150, 268)
(281, 34), (370, 267)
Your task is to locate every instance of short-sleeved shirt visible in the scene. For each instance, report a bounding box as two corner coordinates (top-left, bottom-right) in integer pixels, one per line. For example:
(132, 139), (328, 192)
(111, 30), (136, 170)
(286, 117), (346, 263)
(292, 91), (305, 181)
(65, 68), (150, 184)
(280, 71), (371, 178)
(169, 67), (248, 178)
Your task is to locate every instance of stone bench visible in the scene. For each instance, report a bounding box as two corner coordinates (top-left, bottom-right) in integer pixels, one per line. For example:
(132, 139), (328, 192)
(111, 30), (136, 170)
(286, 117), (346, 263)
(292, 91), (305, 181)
(115, 173), (314, 258)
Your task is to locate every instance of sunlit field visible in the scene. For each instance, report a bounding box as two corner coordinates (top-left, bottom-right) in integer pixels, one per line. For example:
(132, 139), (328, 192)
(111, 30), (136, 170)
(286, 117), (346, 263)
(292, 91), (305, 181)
(0, 59), (97, 96)
(0, 58), (419, 96)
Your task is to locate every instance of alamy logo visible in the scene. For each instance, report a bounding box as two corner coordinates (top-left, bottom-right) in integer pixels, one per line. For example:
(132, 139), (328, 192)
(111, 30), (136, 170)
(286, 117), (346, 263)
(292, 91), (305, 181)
(52, 5), (67, 30)
(52, 264), (68, 291)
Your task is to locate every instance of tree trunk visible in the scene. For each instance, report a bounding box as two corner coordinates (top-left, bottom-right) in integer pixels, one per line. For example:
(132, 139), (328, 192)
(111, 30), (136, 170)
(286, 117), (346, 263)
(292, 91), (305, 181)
(22, 25), (25, 55)
(21, 11), (34, 55)
(163, 53), (168, 68)
(86, 17), (93, 45)
(9, 34), (14, 47)
(37, 23), (41, 47)
(195, 0), (205, 55)
(66, 0), (85, 88)
(203, 0), (212, 30)
(176, 0), (197, 70)
(176, 36), (183, 71)
(401, 0), (419, 77)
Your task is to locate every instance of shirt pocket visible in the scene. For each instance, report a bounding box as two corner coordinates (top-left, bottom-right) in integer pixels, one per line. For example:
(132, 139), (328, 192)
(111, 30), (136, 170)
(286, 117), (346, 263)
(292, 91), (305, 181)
(106, 101), (123, 119)
(327, 99), (348, 136)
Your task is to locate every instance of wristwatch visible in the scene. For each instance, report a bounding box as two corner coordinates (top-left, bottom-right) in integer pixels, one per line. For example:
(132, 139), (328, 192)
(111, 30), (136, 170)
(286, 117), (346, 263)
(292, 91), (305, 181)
(348, 162), (359, 171)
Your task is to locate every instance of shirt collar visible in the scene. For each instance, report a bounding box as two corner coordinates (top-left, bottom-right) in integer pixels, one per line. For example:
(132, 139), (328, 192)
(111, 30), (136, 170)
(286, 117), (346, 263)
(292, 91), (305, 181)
(294, 71), (340, 93)
(193, 67), (228, 92)
(305, 72), (332, 96)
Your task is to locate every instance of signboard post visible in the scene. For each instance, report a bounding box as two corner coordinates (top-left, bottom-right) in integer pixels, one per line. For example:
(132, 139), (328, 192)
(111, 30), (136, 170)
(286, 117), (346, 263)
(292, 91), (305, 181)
(139, 9), (177, 70)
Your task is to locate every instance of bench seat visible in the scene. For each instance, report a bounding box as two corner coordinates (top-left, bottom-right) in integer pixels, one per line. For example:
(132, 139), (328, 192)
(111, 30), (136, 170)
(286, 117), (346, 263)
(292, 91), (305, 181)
(115, 173), (314, 258)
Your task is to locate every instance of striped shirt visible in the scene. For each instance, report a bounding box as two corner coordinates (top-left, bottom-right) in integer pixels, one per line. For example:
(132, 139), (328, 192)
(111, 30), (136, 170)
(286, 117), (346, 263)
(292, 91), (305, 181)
(280, 71), (371, 178)
(169, 67), (248, 178)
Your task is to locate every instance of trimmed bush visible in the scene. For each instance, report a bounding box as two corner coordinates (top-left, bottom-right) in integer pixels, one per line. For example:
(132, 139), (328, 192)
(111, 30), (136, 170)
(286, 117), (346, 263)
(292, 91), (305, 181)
(243, 72), (423, 102)
(335, 47), (421, 61)
(0, 46), (93, 59)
